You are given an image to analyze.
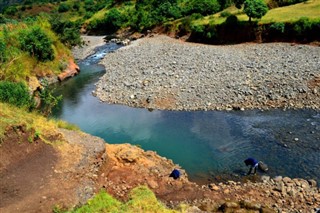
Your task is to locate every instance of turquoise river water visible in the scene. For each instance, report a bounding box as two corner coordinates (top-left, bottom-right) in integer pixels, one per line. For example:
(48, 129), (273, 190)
(52, 43), (320, 184)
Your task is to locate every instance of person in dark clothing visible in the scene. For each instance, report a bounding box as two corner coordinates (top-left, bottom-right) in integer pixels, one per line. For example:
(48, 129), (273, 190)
(169, 169), (180, 179)
(244, 157), (259, 175)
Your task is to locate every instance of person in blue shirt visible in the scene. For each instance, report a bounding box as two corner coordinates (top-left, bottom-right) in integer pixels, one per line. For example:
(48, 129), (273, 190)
(169, 169), (180, 179)
(244, 157), (259, 175)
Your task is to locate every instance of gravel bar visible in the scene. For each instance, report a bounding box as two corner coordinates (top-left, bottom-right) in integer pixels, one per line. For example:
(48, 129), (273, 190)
(96, 35), (320, 111)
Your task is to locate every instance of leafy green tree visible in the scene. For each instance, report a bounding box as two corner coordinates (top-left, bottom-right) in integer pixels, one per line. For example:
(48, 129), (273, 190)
(243, 0), (268, 21)
(19, 26), (54, 61)
(183, 0), (221, 16)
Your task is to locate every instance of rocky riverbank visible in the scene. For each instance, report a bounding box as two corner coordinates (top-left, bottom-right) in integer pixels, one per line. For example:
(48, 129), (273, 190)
(97, 142), (320, 212)
(95, 35), (320, 111)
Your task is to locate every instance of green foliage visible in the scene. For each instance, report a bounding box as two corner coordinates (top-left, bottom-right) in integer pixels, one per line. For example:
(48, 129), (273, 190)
(220, 11), (232, 17)
(19, 26), (55, 61)
(38, 80), (62, 116)
(3, 6), (18, 16)
(130, 0), (182, 31)
(68, 186), (177, 213)
(293, 17), (312, 35)
(0, 81), (34, 109)
(70, 189), (121, 213)
(58, 3), (70, 13)
(104, 8), (126, 33)
(50, 16), (82, 48)
(183, 0), (221, 16)
(244, 0), (269, 21)
(270, 22), (285, 33)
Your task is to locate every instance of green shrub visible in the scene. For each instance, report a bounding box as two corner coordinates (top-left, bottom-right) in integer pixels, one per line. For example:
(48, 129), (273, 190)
(104, 8), (126, 32)
(3, 6), (18, 16)
(38, 80), (62, 116)
(220, 11), (232, 17)
(183, 0), (221, 16)
(58, 3), (70, 13)
(270, 22), (285, 33)
(19, 26), (54, 61)
(225, 14), (238, 25)
(293, 17), (312, 35)
(50, 16), (82, 47)
(0, 81), (34, 108)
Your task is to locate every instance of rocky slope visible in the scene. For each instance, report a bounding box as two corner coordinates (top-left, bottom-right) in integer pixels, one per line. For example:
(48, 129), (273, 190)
(96, 35), (320, 111)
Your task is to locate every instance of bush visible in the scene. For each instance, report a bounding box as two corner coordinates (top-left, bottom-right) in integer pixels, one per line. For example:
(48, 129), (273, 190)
(270, 22), (285, 33)
(19, 26), (54, 61)
(225, 14), (238, 25)
(38, 80), (62, 116)
(293, 17), (312, 35)
(0, 81), (34, 108)
(58, 3), (70, 13)
(183, 0), (221, 16)
(3, 6), (18, 16)
(104, 8), (126, 32)
(220, 11), (232, 17)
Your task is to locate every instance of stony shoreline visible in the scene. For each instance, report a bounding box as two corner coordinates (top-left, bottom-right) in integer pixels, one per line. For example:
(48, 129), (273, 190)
(95, 35), (320, 111)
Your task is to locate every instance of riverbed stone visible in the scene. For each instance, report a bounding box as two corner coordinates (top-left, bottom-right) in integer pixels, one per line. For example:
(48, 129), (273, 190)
(95, 35), (320, 111)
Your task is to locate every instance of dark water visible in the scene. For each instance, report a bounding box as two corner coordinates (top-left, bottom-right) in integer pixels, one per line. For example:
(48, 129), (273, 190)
(52, 43), (320, 184)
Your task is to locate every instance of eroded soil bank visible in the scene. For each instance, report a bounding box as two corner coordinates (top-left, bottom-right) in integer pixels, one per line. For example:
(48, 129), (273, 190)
(1, 126), (319, 212)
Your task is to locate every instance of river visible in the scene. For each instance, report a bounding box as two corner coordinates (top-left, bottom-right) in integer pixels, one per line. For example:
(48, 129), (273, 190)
(52, 43), (320, 184)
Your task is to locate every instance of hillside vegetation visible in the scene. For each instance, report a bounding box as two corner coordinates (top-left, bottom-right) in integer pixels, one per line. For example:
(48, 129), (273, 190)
(0, 16), (73, 82)
(1, 0), (319, 45)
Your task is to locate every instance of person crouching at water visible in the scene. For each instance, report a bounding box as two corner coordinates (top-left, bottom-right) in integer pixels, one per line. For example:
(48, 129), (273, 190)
(244, 157), (268, 175)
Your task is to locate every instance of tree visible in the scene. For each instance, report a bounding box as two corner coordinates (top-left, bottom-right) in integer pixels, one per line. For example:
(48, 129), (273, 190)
(243, 0), (268, 22)
(183, 0), (221, 16)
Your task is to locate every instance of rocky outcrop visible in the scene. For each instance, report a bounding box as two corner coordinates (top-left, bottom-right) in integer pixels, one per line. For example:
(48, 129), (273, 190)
(57, 59), (80, 81)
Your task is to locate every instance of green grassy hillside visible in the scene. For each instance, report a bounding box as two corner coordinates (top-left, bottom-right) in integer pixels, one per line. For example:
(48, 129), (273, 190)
(1, 0), (319, 36)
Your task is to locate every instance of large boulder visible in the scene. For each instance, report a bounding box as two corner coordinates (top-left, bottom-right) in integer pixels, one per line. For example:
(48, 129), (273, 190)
(58, 59), (80, 81)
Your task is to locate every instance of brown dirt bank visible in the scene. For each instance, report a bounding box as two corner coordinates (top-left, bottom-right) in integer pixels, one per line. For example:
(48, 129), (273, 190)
(1, 125), (319, 212)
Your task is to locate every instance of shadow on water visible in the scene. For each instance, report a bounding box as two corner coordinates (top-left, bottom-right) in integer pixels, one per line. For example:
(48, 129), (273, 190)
(52, 43), (320, 185)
